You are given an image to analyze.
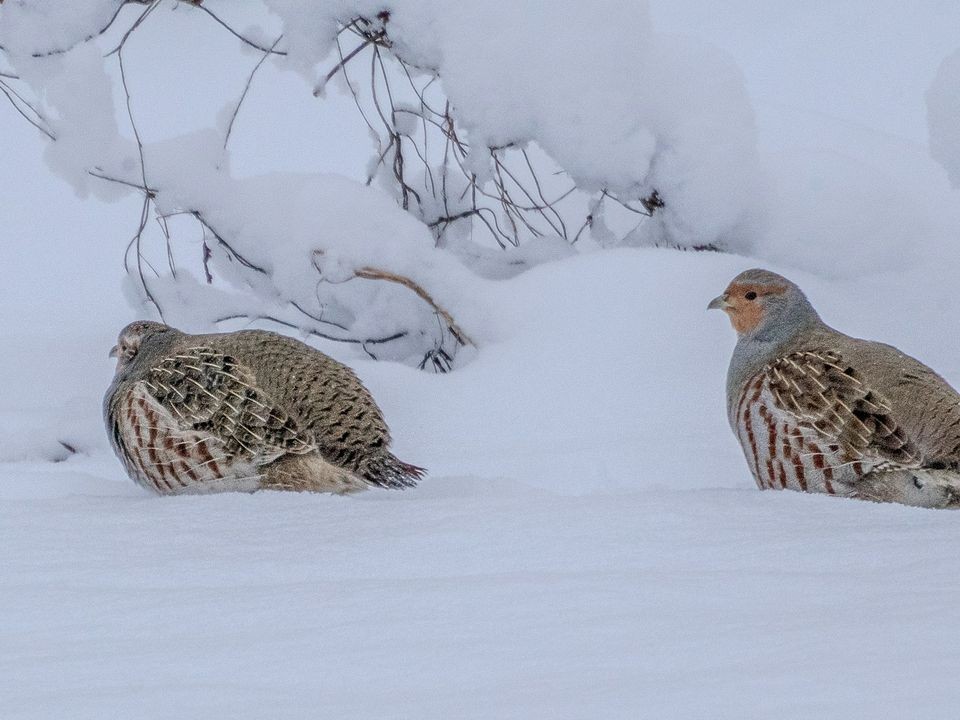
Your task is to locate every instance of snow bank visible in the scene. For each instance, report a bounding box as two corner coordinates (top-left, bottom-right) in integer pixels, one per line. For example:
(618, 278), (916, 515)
(5, 244), (960, 718)
(5, 462), (960, 719)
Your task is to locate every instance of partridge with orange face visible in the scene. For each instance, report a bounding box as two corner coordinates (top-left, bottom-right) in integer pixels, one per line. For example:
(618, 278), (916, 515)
(103, 321), (424, 495)
(711, 268), (960, 508)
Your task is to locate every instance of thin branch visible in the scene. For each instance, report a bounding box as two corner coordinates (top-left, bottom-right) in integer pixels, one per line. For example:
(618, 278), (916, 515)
(314, 38), (372, 96)
(223, 34), (282, 152)
(192, 211), (268, 274)
(601, 189), (653, 216)
(333, 27), (380, 151)
(202, 241), (213, 283)
(89, 169), (156, 195)
(105, 0), (160, 57)
(427, 208), (481, 228)
(214, 313), (406, 347)
(0, 80), (56, 140)
(193, 3), (287, 55)
(289, 300), (351, 332)
(116, 4), (164, 318)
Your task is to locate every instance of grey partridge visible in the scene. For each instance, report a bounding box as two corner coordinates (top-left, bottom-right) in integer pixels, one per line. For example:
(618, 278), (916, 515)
(103, 321), (424, 495)
(710, 269), (960, 509)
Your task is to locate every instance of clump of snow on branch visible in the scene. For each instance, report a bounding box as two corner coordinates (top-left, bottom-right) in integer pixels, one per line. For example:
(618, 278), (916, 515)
(267, 0), (760, 249)
(0, 0), (760, 370)
(0, 0), (121, 56)
(10, 44), (132, 200)
(143, 129), (483, 361)
(0, 1), (134, 199)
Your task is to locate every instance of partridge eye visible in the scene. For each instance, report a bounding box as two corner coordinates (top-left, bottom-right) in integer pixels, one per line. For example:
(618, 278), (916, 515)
(744, 291), (757, 300)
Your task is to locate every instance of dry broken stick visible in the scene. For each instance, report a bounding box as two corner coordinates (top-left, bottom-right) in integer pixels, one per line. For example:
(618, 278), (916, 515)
(352, 266), (474, 347)
(311, 248), (473, 348)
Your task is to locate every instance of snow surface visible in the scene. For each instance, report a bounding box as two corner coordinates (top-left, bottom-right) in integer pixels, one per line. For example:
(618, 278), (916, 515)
(4, 1), (960, 718)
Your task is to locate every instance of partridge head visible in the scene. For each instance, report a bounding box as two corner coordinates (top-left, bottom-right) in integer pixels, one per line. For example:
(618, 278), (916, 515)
(707, 268), (821, 342)
(110, 320), (165, 360)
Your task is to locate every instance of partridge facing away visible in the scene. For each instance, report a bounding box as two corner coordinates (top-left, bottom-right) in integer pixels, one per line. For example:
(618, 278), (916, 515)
(710, 269), (960, 509)
(103, 321), (424, 495)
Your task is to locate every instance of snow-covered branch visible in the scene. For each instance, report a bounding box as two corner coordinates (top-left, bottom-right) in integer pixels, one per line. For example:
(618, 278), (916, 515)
(0, 0), (760, 370)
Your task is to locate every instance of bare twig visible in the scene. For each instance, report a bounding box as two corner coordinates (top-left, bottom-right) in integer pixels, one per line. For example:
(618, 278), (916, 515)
(314, 38), (373, 96)
(89, 169), (157, 195)
(191, 211), (268, 274)
(214, 313), (406, 347)
(105, 0), (160, 56)
(223, 34), (282, 152)
(116, 2), (164, 317)
(202, 241), (213, 283)
(192, 3), (288, 56)
(0, 79), (56, 140)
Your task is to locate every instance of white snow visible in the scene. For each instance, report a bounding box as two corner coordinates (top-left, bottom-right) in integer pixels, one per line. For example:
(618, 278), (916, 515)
(4, 1), (960, 718)
(928, 46), (960, 187)
(6, 471), (960, 719)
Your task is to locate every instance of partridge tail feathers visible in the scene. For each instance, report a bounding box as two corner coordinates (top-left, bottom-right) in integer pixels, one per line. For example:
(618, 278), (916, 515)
(361, 454), (426, 489)
(856, 467), (960, 509)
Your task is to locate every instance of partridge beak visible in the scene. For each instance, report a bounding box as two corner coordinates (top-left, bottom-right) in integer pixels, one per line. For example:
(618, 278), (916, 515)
(707, 294), (731, 311)
(108, 345), (118, 358)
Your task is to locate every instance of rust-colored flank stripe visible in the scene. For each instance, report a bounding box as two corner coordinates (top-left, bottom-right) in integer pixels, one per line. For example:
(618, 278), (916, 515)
(810, 442), (836, 494)
(743, 406), (761, 486)
(181, 461), (200, 484)
(170, 460), (190, 487)
(811, 447), (825, 471)
(195, 440), (221, 478)
(779, 423), (795, 490)
(759, 403), (779, 490)
(738, 376), (768, 489)
(776, 460), (787, 489)
(791, 434), (808, 491)
(822, 460), (835, 482)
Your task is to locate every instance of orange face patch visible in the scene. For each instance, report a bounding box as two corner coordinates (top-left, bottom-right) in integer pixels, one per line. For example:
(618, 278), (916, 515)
(722, 282), (787, 334)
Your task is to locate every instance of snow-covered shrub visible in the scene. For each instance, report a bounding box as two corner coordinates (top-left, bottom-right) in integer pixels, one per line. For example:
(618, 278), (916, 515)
(0, 0), (759, 370)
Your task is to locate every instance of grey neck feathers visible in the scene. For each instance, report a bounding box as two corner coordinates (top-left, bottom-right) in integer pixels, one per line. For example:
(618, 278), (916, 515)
(726, 293), (825, 412)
